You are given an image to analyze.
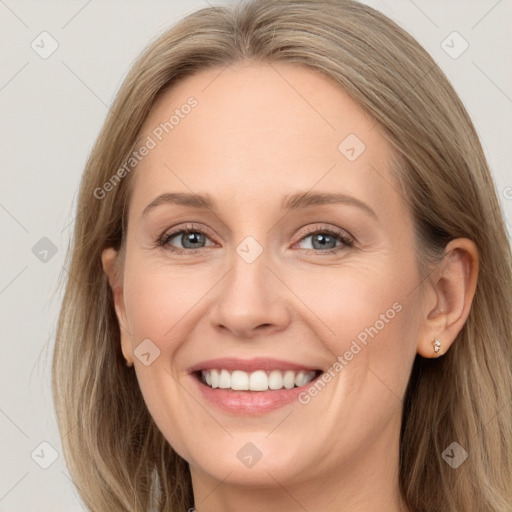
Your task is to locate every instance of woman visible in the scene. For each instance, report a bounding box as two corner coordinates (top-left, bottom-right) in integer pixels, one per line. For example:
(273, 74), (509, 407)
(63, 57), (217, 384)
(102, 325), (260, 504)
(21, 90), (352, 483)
(52, 0), (512, 511)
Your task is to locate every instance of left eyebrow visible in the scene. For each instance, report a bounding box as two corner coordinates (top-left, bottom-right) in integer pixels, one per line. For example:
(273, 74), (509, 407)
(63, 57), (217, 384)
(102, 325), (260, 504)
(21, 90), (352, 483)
(141, 191), (378, 221)
(281, 191), (378, 220)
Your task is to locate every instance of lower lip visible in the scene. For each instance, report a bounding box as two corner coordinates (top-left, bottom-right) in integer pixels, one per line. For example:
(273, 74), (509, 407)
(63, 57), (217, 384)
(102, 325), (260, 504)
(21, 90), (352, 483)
(191, 372), (322, 415)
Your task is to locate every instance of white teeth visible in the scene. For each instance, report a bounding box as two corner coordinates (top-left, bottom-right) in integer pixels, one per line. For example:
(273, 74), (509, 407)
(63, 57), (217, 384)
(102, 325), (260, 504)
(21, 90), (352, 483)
(283, 370), (295, 389)
(201, 369), (318, 391)
(268, 370), (283, 390)
(219, 369), (230, 389)
(249, 370), (268, 391)
(295, 371), (309, 387)
(210, 369), (219, 388)
(231, 370), (249, 390)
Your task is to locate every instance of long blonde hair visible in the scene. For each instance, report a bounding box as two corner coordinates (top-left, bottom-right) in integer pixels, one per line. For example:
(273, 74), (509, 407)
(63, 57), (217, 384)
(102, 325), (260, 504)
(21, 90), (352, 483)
(52, 0), (512, 510)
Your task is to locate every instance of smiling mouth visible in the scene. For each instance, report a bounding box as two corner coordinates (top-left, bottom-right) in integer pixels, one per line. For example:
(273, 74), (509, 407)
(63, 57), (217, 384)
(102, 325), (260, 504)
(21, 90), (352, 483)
(195, 368), (323, 392)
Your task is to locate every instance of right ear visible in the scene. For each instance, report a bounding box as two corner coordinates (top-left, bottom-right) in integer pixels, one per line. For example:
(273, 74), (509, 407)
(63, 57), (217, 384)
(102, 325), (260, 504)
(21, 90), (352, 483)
(101, 247), (133, 366)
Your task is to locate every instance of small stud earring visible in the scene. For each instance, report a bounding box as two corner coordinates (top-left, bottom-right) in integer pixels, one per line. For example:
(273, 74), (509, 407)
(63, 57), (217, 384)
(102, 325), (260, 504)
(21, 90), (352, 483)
(433, 338), (441, 355)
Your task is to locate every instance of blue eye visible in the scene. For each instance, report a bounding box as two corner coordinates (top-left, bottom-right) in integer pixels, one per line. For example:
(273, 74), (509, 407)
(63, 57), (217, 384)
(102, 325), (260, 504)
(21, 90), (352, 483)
(158, 224), (354, 255)
(295, 229), (354, 253)
(159, 225), (216, 253)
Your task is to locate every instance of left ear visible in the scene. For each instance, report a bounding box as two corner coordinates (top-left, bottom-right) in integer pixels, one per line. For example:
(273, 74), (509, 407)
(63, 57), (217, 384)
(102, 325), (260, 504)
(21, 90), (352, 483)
(416, 238), (479, 358)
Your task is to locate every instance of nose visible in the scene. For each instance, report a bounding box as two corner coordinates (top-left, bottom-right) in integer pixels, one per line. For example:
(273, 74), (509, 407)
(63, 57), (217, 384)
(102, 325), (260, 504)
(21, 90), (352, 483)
(208, 245), (292, 339)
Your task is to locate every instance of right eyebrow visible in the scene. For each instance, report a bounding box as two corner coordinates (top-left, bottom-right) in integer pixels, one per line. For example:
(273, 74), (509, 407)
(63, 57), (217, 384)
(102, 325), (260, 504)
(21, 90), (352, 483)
(142, 192), (215, 217)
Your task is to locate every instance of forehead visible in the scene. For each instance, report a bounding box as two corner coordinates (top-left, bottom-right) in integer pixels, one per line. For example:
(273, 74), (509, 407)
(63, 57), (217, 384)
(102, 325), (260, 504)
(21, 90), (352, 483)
(130, 61), (400, 220)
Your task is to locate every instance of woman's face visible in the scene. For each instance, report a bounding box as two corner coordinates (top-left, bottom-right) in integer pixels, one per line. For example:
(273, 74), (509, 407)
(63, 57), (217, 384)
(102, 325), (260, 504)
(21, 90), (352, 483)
(108, 62), (427, 491)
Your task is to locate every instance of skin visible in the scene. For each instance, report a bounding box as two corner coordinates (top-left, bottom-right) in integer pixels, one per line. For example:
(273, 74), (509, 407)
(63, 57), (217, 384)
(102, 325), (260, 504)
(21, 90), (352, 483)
(102, 61), (478, 512)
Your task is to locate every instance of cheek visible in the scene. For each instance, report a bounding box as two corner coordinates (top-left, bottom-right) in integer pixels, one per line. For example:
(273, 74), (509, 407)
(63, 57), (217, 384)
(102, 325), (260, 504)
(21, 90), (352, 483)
(289, 255), (420, 402)
(123, 258), (212, 340)
(292, 263), (419, 447)
(121, 258), (204, 458)
(287, 258), (415, 346)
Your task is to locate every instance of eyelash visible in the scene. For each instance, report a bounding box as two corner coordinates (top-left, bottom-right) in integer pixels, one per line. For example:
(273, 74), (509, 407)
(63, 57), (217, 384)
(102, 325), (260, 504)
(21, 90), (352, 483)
(157, 222), (355, 256)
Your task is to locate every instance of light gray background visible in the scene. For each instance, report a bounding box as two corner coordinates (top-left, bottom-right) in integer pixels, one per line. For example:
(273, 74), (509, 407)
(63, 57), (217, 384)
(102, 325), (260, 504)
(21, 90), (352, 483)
(1, 0), (511, 510)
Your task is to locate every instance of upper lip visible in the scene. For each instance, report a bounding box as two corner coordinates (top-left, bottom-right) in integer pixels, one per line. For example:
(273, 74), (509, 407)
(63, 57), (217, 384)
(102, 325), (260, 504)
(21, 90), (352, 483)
(187, 357), (322, 374)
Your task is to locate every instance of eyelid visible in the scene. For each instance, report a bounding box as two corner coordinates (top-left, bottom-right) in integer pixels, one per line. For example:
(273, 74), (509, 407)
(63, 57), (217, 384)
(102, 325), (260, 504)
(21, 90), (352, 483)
(293, 223), (355, 246)
(159, 222), (218, 246)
